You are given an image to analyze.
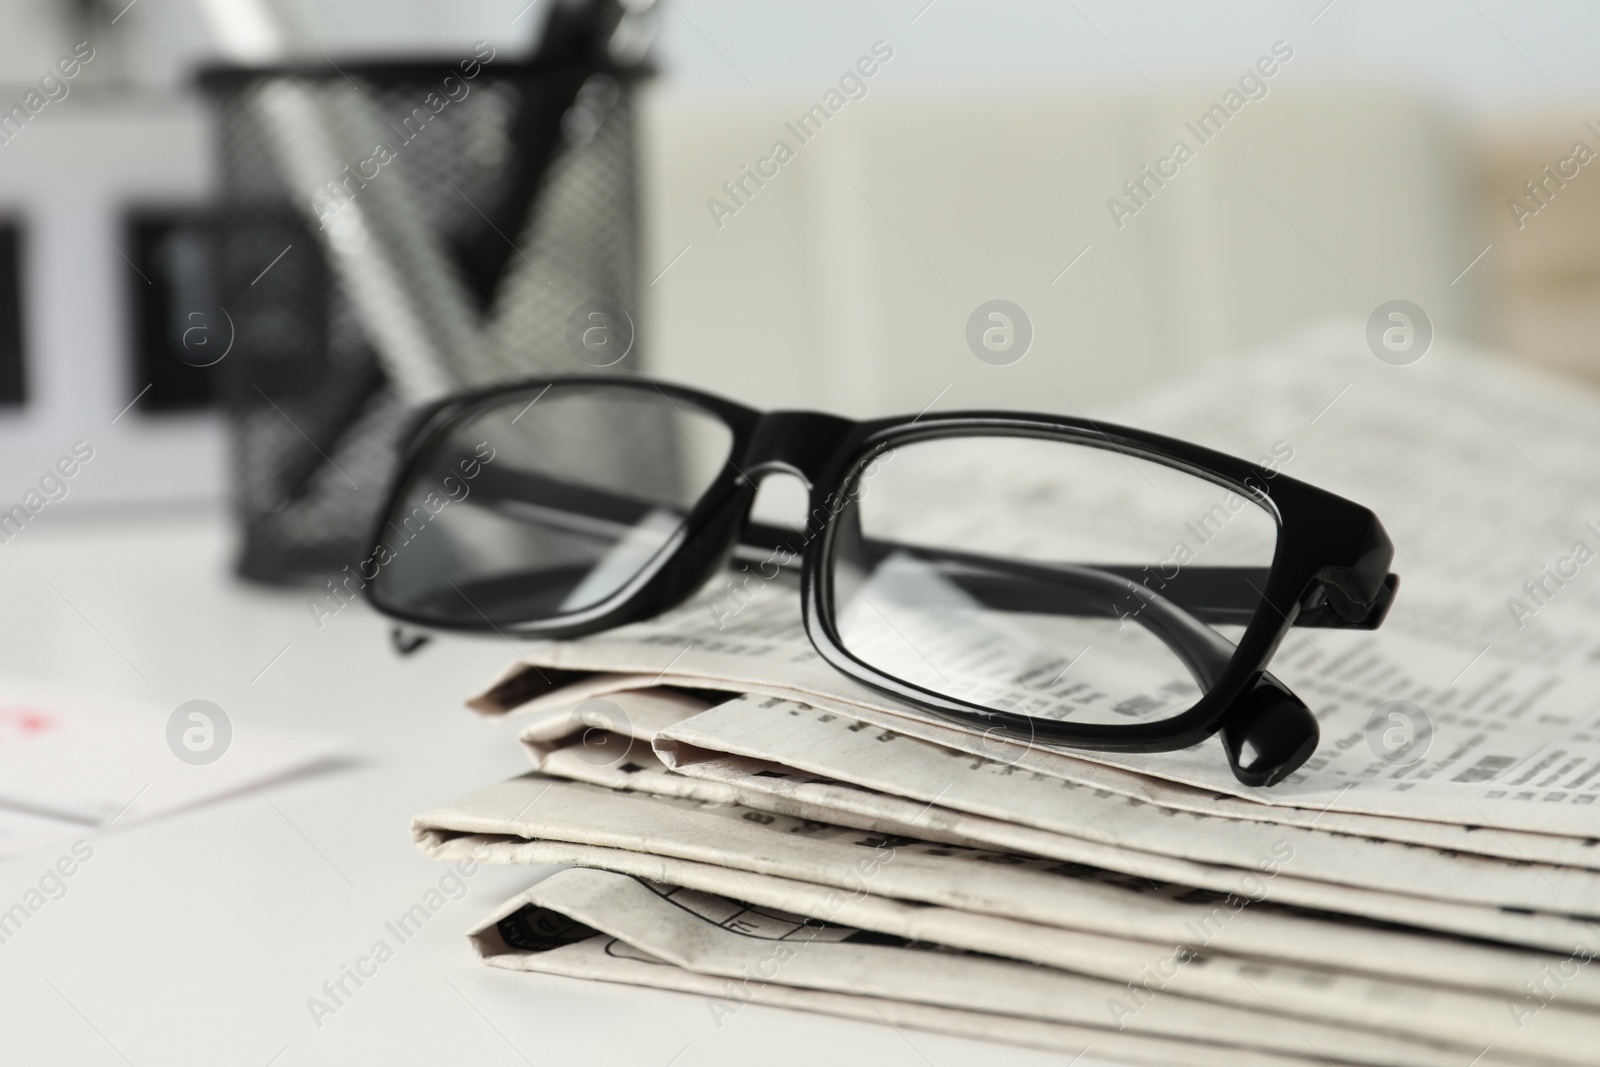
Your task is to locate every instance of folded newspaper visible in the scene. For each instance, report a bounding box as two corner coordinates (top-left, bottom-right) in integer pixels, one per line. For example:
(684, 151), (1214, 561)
(412, 327), (1600, 1065)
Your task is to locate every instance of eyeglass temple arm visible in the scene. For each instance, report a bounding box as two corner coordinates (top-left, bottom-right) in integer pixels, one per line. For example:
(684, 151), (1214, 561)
(462, 464), (1391, 630)
(820, 526), (1318, 787)
(738, 521), (1396, 631)
(861, 537), (1319, 787)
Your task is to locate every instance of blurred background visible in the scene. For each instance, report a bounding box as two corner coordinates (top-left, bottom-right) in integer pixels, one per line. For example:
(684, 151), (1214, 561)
(4, 7), (1600, 1061)
(1, 0), (1598, 576)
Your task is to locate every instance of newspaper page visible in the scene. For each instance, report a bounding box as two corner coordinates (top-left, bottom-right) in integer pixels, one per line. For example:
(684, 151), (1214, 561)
(508, 694), (1600, 990)
(478, 581), (1600, 837)
(475, 866), (1534, 1067)
(1066, 328), (1600, 816)
(469, 329), (1600, 836)
(652, 694), (1600, 913)
(484, 936), (1328, 1067)
(494, 671), (1600, 871)
(525, 728), (1600, 1012)
(412, 777), (1600, 1061)
(473, 888), (1312, 1067)
(520, 731), (1600, 1005)
(478, 936), (1317, 1067)
(507, 685), (1600, 918)
(1106, 324), (1600, 683)
(527, 712), (1270, 878)
(514, 685), (713, 753)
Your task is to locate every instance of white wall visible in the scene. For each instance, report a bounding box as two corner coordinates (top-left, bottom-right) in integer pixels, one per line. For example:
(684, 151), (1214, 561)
(639, 75), (1478, 417)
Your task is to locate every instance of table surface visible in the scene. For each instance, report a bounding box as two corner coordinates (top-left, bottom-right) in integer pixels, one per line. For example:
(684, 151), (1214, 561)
(0, 509), (1106, 1067)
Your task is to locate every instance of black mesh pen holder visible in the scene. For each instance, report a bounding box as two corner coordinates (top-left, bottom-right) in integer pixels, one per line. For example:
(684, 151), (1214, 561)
(200, 52), (647, 584)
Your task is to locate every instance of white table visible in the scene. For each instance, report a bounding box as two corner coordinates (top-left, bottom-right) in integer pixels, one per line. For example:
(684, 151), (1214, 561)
(0, 510), (1090, 1066)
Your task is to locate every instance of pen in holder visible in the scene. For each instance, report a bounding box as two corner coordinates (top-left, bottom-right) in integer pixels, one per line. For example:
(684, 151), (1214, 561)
(198, 0), (663, 584)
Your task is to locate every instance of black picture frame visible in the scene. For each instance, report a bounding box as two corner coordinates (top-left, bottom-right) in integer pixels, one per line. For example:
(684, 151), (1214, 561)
(0, 220), (25, 408)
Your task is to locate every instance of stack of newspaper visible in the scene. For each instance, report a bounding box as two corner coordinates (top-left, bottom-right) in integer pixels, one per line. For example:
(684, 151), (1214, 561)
(412, 324), (1600, 1066)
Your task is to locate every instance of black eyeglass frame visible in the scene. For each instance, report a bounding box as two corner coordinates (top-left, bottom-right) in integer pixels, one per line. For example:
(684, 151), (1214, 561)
(367, 375), (1399, 783)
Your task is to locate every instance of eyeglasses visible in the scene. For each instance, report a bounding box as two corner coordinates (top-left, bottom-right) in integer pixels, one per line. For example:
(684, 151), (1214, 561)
(363, 376), (1398, 788)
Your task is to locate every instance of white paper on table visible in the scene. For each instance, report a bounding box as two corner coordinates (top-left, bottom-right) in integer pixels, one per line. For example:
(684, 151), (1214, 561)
(0, 679), (338, 829)
(0, 807), (83, 861)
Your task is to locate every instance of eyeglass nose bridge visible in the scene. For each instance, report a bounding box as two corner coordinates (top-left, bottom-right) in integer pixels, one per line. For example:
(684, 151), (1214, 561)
(738, 410), (858, 490)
